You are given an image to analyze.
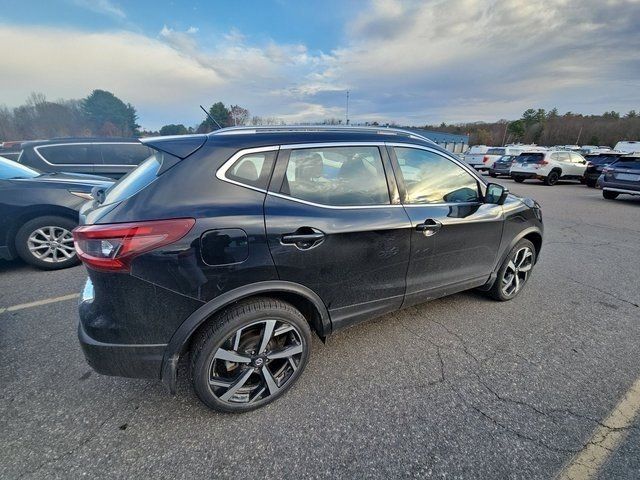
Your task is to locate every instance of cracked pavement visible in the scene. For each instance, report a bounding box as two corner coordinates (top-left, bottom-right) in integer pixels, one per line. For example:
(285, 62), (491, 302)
(1, 180), (639, 479)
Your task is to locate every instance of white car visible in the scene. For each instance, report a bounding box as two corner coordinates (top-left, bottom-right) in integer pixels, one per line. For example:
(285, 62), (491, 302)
(613, 140), (640, 154)
(474, 145), (545, 171)
(510, 150), (588, 185)
(462, 145), (490, 169)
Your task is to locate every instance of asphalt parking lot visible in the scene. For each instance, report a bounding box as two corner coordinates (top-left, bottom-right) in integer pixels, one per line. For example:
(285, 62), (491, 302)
(1, 179), (639, 479)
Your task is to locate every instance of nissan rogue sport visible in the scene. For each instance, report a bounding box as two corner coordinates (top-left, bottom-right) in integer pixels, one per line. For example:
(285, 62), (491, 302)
(74, 127), (543, 412)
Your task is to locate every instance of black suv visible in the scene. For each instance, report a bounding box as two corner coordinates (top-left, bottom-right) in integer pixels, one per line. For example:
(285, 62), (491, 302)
(17, 138), (153, 179)
(74, 127), (543, 412)
(583, 152), (622, 187)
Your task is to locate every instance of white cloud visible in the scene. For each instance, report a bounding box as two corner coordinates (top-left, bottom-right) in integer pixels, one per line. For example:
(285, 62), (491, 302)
(71, 0), (126, 20)
(1, 0), (639, 129)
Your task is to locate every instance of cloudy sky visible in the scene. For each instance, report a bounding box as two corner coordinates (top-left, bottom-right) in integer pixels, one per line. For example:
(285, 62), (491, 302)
(1, 0), (639, 129)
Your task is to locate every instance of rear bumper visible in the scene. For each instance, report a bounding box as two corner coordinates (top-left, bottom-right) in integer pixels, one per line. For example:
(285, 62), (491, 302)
(78, 320), (166, 379)
(510, 172), (542, 179)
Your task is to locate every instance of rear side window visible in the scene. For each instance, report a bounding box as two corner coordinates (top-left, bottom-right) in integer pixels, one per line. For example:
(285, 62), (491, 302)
(37, 144), (98, 164)
(518, 153), (545, 163)
(281, 146), (390, 206)
(570, 152), (585, 163)
(486, 148), (505, 155)
(101, 144), (152, 166)
(394, 147), (480, 204)
(225, 151), (276, 190)
(102, 152), (164, 205)
(613, 158), (640, 170)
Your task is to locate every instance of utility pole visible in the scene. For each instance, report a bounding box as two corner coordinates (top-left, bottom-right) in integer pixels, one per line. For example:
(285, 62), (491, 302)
(346, 90), (350, 125)
(502, 122), (510, 146)
(575, 125), (583, 146)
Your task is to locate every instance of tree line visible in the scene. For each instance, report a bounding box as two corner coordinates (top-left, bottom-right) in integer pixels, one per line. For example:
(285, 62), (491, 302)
(1, 92), (639, 147)
(425, 108), (640, 147)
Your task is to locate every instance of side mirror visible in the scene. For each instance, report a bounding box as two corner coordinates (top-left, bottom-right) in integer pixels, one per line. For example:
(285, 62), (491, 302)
(485, 183), (509, 205)
(91, 185), (106, 204)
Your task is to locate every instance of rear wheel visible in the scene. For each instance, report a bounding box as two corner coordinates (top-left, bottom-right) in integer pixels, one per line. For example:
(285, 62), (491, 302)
(544, 171), (560, 186)
(586, 179), (597, 188)
(190, 297), (312, 412)
(489, 172), (497, 178)
(488, 239), (536, 301)
(603, 190), (619, 200)
(14, 216), (79, 270)
(512, 177), (525, 183)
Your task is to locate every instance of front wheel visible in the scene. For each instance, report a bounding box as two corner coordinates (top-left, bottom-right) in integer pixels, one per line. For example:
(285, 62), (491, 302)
(512, 177), (525, 183)
(190, 298), (312, 412)
(603, 190), (619, 200)
(14, 216), (79, 270)
(489, 172), (497, 178)
(586, 179), (597, 188)
(488, 239), (536, 301)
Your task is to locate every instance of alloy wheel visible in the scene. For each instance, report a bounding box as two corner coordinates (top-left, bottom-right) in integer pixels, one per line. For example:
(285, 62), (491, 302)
(27, 226), (76, 263)
(207, 319), (305, 405)
(501, 246), (533, 297)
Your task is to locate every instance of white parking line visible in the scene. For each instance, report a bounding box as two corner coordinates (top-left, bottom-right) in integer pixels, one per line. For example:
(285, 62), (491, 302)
(556, 376), (640, 479)
(0, 293), (80, 314)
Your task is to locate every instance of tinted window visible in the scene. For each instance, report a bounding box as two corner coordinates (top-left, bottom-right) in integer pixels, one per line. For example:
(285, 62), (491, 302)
(226, 151), (276, 190)
(587, 154), (620, 165)
(0, 156), (40, 179)
(487, 148), (505, 155)
(518, 153), (545, 163)
(394, 147), (480, 204)
(101, 144), (152, 166)
(37, 144), (97, 164)
(612, 158), (640, 170)
(0, 151), (21, 162)
(102, 153), (163, 205)
(281, 146), (389, 206)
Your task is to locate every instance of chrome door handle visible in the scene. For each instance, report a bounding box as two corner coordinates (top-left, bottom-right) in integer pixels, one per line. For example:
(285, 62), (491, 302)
(415, 219), (442, 237)
(281, 228), (325, 250)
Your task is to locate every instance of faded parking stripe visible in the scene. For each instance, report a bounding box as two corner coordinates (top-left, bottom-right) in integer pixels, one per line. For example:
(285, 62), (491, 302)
(557, 376), (640, 480)
(0, 293), (80, 314)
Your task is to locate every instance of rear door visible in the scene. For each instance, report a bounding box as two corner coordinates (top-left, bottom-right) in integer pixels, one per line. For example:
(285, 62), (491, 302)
(388, 144), (503, 306)
(556, 152), (572, 175)
(264, 143), (411, 331)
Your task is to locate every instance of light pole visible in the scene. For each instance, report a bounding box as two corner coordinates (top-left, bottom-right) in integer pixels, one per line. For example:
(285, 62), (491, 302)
(346, 90), (350, 125)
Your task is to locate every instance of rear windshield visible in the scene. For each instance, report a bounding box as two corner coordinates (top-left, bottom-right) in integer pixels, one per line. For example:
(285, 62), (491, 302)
(486, 148), (505, 155)
(517, 153), (544, 163)
(102, 152), (160, 205)
(612, 158), (640, 170)
(586, 154), (620, 165)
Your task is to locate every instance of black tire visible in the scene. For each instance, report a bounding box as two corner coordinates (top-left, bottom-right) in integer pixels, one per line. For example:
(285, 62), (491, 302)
(487, 239), (536, 301)
(544, 171), (560, 186)
(603, 190), (619, 200)
(191, 297), (312, 412)
(14, 215), (79, 270)
(489, 172), (497, 178)
(586, 179), (597, 188)
(513, 177), (525, 183)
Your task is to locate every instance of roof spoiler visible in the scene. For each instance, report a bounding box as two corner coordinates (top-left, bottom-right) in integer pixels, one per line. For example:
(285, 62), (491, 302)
(140, 135), (207, 159)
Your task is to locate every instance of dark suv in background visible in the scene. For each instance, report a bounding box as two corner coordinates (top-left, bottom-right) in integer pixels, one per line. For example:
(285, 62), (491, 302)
(583, 151), (622, 187)
(17, 138), (153, 179)
(74, 126), (543, 412)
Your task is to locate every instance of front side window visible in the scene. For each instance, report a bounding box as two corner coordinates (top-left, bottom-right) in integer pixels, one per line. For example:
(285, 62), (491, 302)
(394, 147), (480, 204)
(280, 146), (390, 206)
(486, 148), (505, 156)
(37, 144), (97, 164)
(570, 152), (585, 163)
(226, 151), (276, 190)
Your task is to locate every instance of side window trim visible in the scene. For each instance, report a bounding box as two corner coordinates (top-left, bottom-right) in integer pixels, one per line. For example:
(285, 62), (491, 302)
(34, 142), (143, 167)
(386, 143), (486, 206)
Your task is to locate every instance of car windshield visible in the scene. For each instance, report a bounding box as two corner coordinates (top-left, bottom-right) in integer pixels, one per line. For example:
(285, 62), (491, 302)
(517, 153), (545, 163)
(0, 156), (41, 179)
(487, 148), (505, 155)
(612, 158), (640, 170)
(102, 152), (160, 205)
(587, 154), (620, 165)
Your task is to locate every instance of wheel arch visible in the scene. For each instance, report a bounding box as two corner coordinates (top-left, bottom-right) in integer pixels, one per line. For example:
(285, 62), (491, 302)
(7, 205), (79, 254)
(160, 280), (331, 393)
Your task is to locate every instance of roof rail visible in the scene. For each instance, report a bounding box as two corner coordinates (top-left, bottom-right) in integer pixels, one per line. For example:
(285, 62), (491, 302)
(210, 125), (436, 144)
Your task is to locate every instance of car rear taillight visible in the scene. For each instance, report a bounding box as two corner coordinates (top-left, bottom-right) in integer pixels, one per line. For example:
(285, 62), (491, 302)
(538, 160), (549, 165)
(602, 167), (612, 173)
(482, 155), (490, 163)
(73, 218), (195, 272)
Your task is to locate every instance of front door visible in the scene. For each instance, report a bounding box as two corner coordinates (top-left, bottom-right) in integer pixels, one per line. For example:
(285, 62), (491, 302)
(388, 145), (504, 307)
(264, 144), (412, 331)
